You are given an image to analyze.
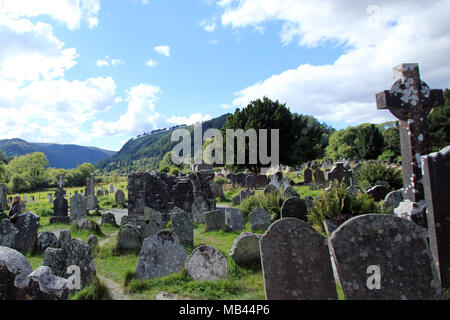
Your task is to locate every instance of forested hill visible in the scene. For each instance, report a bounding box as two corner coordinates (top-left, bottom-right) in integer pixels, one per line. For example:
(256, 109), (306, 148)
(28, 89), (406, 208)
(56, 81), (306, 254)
(0, 138), (116, 169)
(96, 114), (230, 173)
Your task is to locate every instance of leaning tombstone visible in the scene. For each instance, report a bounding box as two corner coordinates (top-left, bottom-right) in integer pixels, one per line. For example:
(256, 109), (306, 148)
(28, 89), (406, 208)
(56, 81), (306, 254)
(260, 218), (338, 300)
(329, 214), (443, 300)
(135, 230), (187, 280)
(229, 232), (261, 266)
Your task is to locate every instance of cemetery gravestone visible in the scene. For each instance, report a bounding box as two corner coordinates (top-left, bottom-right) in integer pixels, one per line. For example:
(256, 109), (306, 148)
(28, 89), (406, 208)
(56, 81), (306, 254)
(249, 207), (271, 232)
(0, 218), (17, 248)
(225, 208), (245, 232)
(229, 232), (261, 266)
(421, 146), (450, 288)
(14, 212), (40, 252)
(203, 210), (225, 232)
(0, 183), (8, 213)
(329, 214), (443, 300)
(51, 177), (69, 224)
(381, 189), (404, 214)
(191, 197), (208, 224)
(115, 189), (125, 205)
(260, 218), (338, 300)
(326, 163), (352, 186)
(170, 207), (193, 247)
(69, 194), (87, 222)
(246, 174), (257, 190)
(303, 168), (313, 184)
(367, 185), (390, 202)
(135, 230), (187, 280)
(281, 197), (308, 221)
(376, 63), (444, 203)
(185, 245), (228, 281)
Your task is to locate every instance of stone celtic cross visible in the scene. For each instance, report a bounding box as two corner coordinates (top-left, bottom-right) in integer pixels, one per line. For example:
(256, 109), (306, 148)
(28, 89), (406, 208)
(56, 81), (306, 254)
(376, 63), (444, 202)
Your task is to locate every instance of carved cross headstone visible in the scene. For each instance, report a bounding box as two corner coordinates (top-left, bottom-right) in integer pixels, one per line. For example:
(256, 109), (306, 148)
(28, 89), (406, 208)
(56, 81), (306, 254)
(326, 163), (352, 186)
(376, 63), (444, 202)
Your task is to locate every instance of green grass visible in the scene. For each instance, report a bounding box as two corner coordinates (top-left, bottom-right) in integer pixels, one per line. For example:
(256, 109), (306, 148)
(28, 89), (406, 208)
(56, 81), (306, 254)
(69, 276), (112, 300)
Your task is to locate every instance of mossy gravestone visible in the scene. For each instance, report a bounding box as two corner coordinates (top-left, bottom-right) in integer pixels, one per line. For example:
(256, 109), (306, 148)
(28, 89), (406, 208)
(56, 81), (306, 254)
(170, 207), (193, 247)
(329, 214), (443, 300)
(135, 230), (186, 280)
(260, 218), (338, 300)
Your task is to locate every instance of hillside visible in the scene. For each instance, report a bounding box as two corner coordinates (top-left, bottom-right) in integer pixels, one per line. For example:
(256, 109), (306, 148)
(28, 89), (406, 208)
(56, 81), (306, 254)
(96, 114), (230, 173)
(0, 138), (116, 169)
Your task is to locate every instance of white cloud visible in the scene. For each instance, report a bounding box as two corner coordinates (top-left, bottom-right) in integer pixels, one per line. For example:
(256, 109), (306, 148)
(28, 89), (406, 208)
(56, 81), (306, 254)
(218, 0), (450, 125)
(96, 56), (125, 68)
(96, 59), (109, 67)
(93, 84), (212, 137)
(141, 0), (149, 5)
(209, 39), (219, 45)
(154, 45), (171, 57)
(145, 59), (157, 67)
(0, 0), (100, 30)
(200, 19), (216, 32)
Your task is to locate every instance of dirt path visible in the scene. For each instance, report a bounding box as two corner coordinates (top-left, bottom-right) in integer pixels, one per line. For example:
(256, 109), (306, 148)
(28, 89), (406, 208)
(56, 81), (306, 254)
(97, 230), (131, 300)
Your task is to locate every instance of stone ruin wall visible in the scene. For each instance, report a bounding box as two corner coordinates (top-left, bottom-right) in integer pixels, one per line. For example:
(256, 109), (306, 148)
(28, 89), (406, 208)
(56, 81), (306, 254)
(128, 170), (216, 220)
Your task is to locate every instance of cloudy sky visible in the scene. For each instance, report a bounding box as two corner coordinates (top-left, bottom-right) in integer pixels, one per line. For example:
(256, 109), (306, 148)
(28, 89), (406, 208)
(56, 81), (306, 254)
(0, 0), (449, 151)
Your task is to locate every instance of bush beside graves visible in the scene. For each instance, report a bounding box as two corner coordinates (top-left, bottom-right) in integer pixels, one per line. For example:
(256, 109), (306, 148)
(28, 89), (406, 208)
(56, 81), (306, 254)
(354, 161), (403, 191)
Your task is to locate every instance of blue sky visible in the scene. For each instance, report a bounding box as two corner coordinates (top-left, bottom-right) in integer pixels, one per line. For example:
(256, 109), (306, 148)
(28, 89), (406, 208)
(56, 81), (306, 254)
(0, 0), (449, 151)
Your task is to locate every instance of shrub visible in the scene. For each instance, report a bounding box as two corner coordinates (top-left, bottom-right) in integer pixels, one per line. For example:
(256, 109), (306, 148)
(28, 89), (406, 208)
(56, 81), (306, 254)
(307, 182), (381, 232)
(36, 207), (52, 217)
(70, 277), (112, 300)
(355, 161), (403, 191)
(169, 166), (180, 176)
(238, 191), (285, 221)
(214, 177), (228, 186)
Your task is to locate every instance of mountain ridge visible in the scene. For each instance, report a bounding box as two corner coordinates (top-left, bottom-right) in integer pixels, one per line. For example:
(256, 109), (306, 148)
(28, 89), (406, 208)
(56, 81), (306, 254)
(0, 138), (116, 169)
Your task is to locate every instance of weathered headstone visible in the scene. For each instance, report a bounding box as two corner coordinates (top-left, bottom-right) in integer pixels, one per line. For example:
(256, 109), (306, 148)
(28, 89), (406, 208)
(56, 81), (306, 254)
(18, 266), (68, 300)
(134, 230), (187, 279)
(86, 195), (98, 211)
(115, 189), (125, 205)
(260, 218), (338, 300)
(376, 63), (443, 204)
(229, 232), (261, 266)
(87, 235), (98, 248)
(329, 214), (443, 300)
(381, 189), (404, 214)
(117, 223), (141, 250)
(256, 175), (268, 189)
(225, 208), (245, 232)
(101, 212), (117, 226)
(0, 219), (17, 248)
(42, 248), (66, 278)
(64, 238), (96, 289)
(281, 197), (307, 221)
(249, 207), (271, 232)
(36, 231), (59, 252)
(170, 207), (193, 247)
(303, 168), (313, 184)
(367, 185), (390, 202)
(185, 245), (227, 281)
(313, 169), (326, 186)
(14, 212), (40, 252)
(192, 196), (208, 224)
(68, 194), (87, 222)
(236, 173), (246, 187)
(203, 210), (225, 232)
(421, 145), (450, 288)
